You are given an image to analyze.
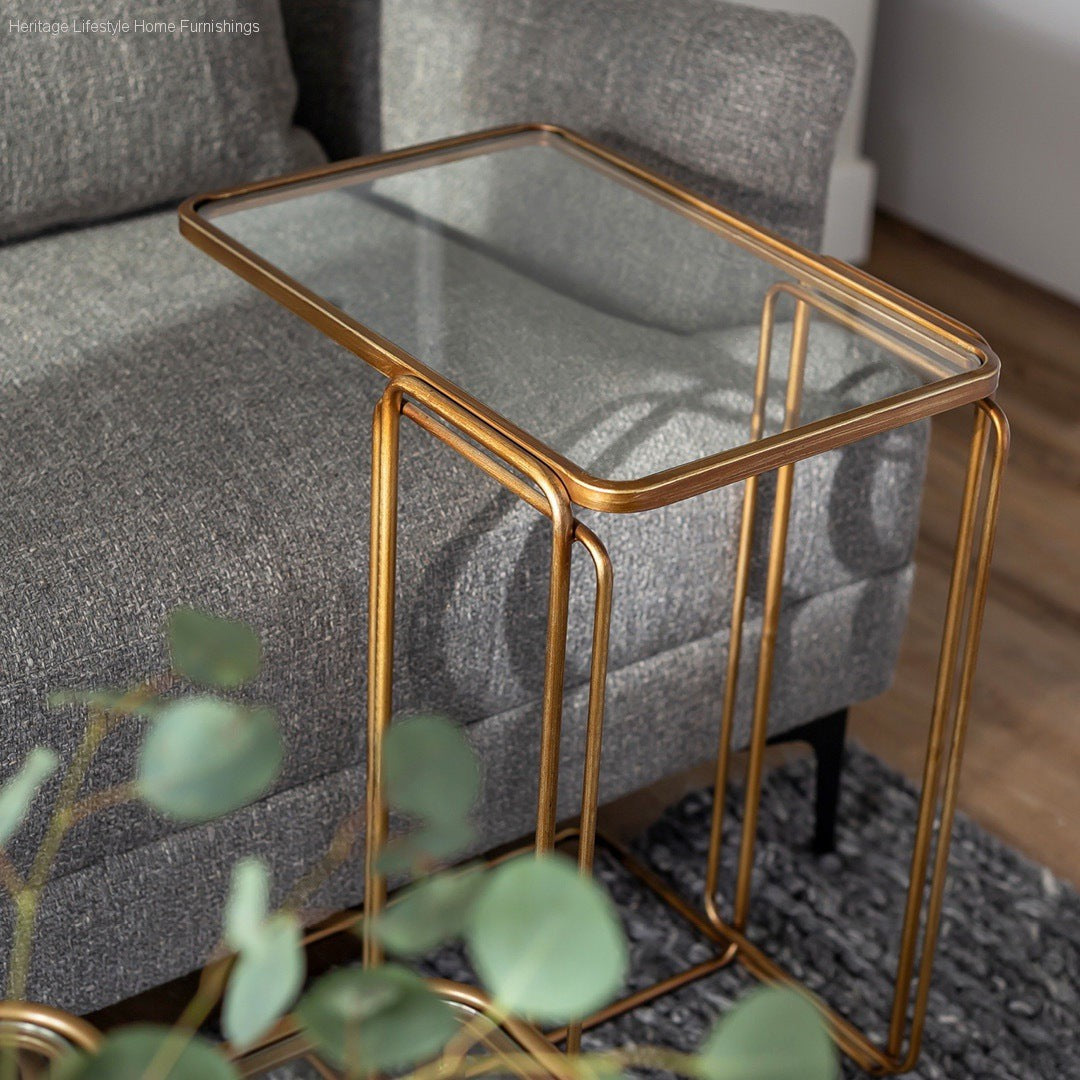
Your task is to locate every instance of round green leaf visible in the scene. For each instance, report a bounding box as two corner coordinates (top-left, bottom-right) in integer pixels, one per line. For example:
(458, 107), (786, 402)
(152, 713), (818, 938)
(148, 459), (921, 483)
(466, 854), (628, 1023)
(695, 987), (836, 1080)
(296, 965), (458, 1072)
(374, 865), (487, 956)
(168, 608), (262, 689)
(0, 747), (58, 848)
(383, 715), (479, 821)
(137, 698), (282, 822)
(50, 1025), (238, 1080)
(223, 912), (306, 1049)
(224, 857), (270, 951)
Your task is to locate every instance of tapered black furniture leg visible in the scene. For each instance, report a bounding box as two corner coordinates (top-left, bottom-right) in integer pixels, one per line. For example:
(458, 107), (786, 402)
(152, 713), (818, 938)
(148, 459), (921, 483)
(767, 708), (848, 854)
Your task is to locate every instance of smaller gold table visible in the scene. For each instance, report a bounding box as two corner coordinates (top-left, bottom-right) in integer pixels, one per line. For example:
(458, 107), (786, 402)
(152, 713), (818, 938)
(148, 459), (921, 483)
(182, 124), (1007, 1075)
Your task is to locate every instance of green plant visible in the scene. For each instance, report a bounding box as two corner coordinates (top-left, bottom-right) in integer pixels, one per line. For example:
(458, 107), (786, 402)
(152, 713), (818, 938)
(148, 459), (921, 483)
(0, 610), (837, 1079)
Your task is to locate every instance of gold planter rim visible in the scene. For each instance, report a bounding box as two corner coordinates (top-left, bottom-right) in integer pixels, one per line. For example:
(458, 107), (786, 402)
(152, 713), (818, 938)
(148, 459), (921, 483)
(0, 1000), (101, 1054)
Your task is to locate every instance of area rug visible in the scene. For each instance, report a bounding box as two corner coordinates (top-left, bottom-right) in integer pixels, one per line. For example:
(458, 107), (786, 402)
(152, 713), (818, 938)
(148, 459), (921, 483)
(271, 745), (1080, 1078)
(584, 745), (1080, 1078)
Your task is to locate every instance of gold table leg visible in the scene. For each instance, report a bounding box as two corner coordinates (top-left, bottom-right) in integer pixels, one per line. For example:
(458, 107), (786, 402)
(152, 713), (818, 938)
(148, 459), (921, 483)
(537, 396), (1007, 1076)
(361, 375), (613, 1063)
(558, 285), (1005, 1076)
(362, 294), (1006, 1074)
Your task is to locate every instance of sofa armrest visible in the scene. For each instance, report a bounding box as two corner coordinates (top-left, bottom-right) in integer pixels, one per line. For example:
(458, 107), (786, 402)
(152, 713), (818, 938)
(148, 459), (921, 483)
(282, 0), (854, 249)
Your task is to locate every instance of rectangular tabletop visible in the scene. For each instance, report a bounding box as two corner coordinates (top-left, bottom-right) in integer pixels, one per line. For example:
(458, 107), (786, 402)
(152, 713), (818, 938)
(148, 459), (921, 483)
(180, 125), (998, 512)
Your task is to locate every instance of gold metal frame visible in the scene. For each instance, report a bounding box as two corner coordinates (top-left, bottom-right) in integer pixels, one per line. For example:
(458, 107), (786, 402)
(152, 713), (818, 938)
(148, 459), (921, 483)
(362, 375), (612, 1058)
(600, 397), (1008, 1076)
(356, 310), (1007, 1078)
(180, 125), (1009, 1075)
(179, 123), (1000, 513)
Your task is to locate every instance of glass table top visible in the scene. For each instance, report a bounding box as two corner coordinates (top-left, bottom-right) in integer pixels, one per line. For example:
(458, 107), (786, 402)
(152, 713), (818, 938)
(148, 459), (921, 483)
(181, 125), (998, 512)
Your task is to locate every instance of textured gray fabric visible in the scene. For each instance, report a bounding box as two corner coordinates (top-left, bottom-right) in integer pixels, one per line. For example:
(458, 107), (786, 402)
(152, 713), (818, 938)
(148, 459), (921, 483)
(0, 1), (324, 242)
(279, 0), (854, 248)
(2, 565), (912, 1013)
(0, 205), (925, 884)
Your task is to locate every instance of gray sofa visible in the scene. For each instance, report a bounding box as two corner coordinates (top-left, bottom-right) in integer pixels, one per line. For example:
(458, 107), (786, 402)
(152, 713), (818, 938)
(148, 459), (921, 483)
(0, 1), (926, 1015)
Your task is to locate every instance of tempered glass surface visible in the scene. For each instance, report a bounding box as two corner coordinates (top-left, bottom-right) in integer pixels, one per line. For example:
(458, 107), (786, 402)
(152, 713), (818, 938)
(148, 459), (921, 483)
(202, 132), (985, 483)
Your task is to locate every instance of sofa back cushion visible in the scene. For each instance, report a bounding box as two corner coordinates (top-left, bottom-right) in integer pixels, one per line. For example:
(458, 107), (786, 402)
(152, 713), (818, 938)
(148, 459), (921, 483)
(1, 1), (323, 242)
(279, 0), (852, 250)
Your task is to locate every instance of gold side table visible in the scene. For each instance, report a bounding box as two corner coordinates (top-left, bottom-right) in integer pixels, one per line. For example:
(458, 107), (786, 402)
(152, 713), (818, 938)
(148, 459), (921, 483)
(182, 123), (1007, 1075)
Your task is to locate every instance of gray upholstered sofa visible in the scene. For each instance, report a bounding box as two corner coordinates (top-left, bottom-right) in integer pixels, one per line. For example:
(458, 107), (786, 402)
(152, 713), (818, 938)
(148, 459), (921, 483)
(0, 1), (926, 1014)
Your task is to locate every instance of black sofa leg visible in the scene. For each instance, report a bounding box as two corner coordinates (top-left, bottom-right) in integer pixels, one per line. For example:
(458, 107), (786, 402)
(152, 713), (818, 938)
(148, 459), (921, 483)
(767, 708), (848, 855)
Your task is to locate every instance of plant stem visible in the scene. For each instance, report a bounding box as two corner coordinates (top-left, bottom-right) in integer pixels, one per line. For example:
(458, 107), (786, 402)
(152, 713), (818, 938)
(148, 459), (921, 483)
(282, 810), (362, 913)
(140, 957), (231, 1080)
(401, 1011), (501, 1080)
(6, 674), (168, 1002)
(67, 782), (136, 826)
(7, 709), (110, 1001)
(0, 853), (25, 899)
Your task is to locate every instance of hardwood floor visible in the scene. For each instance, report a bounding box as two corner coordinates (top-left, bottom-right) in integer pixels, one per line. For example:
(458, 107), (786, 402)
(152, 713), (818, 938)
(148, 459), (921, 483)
(849, 214), (1080, 884)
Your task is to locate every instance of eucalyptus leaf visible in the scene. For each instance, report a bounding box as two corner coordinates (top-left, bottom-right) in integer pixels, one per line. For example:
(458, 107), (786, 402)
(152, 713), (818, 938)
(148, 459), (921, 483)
(137, 697), (282, 822)
(383, 715), (479, 821)
(466, 854), (627, 1023)
(224, 857), (270, 952)
(50, 1025), (238, 1079)
(0, 747), (58, 848)
(695, 987), (836, 1080)
(296, 964), (458, 1071)
(375, 819), (476, 876)
(168, 608), (262, 689)
(374, 864), (487, 956)
(222, 912), (305, 1049)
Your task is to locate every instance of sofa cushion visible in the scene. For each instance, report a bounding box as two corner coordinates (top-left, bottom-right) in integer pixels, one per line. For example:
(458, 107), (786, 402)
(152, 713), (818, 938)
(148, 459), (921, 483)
(12, 561), (915, 1015)
(280, 0), (853, 248)
(0, 203), (925, 883)
(0, 1), (323, 243)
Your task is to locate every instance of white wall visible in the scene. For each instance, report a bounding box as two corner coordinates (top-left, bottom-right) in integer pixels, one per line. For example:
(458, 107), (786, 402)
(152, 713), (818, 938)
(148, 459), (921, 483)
(738, 0), (879, 261)
(867, 0), (1080, 302)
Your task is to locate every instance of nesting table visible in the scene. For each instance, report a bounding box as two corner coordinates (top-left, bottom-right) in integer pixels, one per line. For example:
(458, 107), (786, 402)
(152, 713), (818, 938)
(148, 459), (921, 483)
(181, 124), (1007, 1075)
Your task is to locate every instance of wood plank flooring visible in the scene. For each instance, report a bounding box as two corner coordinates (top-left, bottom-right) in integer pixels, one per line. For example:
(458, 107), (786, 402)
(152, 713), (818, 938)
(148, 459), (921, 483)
(849, 215), (1080, 884)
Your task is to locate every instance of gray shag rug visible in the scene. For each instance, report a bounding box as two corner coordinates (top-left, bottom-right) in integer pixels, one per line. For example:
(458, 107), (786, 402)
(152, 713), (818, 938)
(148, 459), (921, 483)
(271, 746), (1080, 1079)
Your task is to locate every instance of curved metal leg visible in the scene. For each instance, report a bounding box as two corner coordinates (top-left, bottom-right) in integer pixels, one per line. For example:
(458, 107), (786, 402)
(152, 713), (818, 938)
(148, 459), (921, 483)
(696, 282), (1009, 1072)
(564, 522), (613, 1055)
(705, 292), (811, 932)
(891, 398), (1009, 1069)
(361, 362), (1007, 1076)
(363, 389), (399, 967)
(362, 378), (611, 985)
